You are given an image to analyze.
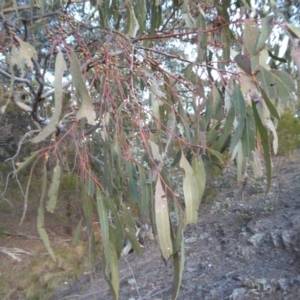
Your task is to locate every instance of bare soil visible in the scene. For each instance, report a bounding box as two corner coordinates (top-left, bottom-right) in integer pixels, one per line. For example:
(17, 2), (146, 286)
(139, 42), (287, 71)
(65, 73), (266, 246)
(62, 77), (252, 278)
(1, 153), (300, 300)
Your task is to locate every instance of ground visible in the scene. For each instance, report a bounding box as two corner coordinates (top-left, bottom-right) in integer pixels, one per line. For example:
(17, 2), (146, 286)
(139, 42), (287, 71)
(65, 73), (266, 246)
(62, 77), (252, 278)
(1, 152), (300, 300)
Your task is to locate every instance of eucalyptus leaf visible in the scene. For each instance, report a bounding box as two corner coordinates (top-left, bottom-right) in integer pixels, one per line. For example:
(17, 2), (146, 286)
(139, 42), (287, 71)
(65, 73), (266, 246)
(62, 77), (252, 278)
(155, 177), (173, 260)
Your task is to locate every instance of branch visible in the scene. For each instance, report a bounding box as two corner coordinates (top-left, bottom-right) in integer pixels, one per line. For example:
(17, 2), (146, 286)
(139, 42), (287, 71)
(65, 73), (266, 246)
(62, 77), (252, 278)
(0, 68), (31, 85)
(41, 49), (124, 100)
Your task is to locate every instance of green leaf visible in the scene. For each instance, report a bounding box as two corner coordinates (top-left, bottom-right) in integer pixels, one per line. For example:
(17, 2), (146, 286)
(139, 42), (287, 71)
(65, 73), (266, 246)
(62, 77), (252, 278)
(179, 152), (199, 224)
(244, 19), (259, 55)
(13, 151), (39, 177)
(148, 140), (162, 163)
(37, 158), (56, 262)
(11, 38), (37, 77)
(256, 16), (273, 53)
(259, 87), (280, 119)
(96, 188), (110, 261)
(137, 163), (150, 223)
(109, 242), (119, 299)
(271, 70), (296, 106)
(103, 196), (124, 258)
(192, 155), (206, 205)
(182, 0), (195, 28)
(172, 237), (185, 300)
(252, 101), (272, 192)
(221, 27), (231, 65)
(126, 161), (139, 204)
(155, 177), (173, 260)
(103, 241), (120, 299)
(32, 50), (66, 143)
(205, 84), (222, 123)
(230, 85), (246, 151)
(46, 163), (61, 213)
(122, 205), (142, 255)
(135, 0), (147, 35)
(126, 0), (140, 38)
(215, 107), (234, 152)
(256, 67), (276, 99)
(82, 188), (94, 235)
(241, 111), (255, 158)
(70, 50), (96, 125)
(286, 23), (300, 39)
(86, 172), (95, 198)
(232, 85), (246, 121)
(150, 1), (162, 35)
(71, 218), (83, 246)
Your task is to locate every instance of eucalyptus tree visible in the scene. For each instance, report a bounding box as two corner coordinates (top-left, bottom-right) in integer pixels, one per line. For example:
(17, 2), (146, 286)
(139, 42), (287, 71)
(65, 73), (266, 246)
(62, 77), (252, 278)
(0, 0), (299, 298)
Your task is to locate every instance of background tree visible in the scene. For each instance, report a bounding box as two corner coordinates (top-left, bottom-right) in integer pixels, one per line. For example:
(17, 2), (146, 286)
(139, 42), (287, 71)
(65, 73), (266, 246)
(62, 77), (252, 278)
(0, 0), (300, 298)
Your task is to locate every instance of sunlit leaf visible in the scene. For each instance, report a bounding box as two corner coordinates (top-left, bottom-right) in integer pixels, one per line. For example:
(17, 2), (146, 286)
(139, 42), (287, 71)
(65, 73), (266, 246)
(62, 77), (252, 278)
(155, 177), (173, 260)
(46, 163), (61, 213)
(180, 152), (199, 224)
(286, 23), (300, 39)
(215, 107), (234, 152)
(256, 67), (277, 99)
(172, 232), (185, 300)
(11, 38), (37, 77)
(103, 196), (124, 258)
(13, 151), (39, 177)
(126, 0), (140, 38)
(37, 157), (56, 262)
(86, 172), (95, 198)
(256, 16), (273, 53)
(70, 50), (96, 125)
(241, 111), (255, 158)
(259, 87), (280, 119)
(32, 50), (66, 143)
(150, 0), (162, 35)
(96, 188), (110, 261)
(244, 19), (259, 55)
(192, 154), (206, 205)
(252, 101), (272, 192)
(230, 85), (246, 151)
(271, 70), (296, 106)
(205, 84), (222, 123)
(122, 205), (141, 255)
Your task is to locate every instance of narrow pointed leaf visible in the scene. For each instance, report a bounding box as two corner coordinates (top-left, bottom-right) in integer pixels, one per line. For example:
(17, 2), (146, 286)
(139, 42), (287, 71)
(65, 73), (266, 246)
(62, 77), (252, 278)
(244, 19), (259, 55)
(37, 158), (56, 262)
(126, 161), (139, 204)
(137, 163), (150, 222)
(259, 87), (280, 119)
(180, 153), (199, 224)
(256, 16), (273, 53)
(172, 237), (185, 300)
(241, 112), (256, 158)
(13, 151), (39, 176)
(252, 102), (272, 192)
(123, 205), (141, 255)
(215, 107), (234, 152)
(46, 163), (61, 213)
(70, 50), (96, 125)
(192, 155), (206, 205)
(32, 51), (66, 143)
(126, 0), (139, 38)
(155, 177), (173, 260)
(271, 70), (296, 106)
(96, 188), (110, 262)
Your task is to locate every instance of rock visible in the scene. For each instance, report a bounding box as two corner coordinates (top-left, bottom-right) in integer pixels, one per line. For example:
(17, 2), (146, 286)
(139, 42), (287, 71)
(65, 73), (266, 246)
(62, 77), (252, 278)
(248, 233), (265, 246)
(229, 287), (247, 300)
(185, 236), (197, 243)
